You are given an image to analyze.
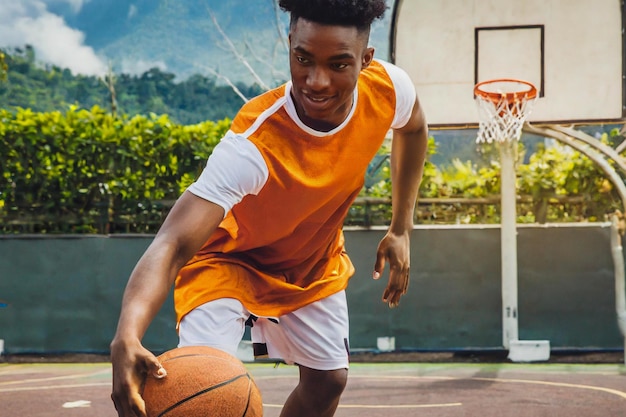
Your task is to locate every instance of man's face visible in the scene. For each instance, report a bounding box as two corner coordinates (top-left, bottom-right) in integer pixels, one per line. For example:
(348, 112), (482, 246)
(288, 18), (374, 131)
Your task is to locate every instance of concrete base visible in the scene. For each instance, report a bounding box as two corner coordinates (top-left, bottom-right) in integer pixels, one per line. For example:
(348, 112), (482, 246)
(376, 336), (396, 352)
(508, 339), (551, 362)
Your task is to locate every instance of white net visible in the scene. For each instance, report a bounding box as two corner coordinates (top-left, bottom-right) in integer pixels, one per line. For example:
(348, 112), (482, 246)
(475, 82), (536, 144)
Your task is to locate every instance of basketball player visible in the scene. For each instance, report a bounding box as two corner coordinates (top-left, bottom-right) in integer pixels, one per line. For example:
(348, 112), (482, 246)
(110, 0), (428, 416)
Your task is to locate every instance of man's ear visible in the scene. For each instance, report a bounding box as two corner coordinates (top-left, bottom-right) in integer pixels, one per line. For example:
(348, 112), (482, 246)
(362, 47), (375, 69)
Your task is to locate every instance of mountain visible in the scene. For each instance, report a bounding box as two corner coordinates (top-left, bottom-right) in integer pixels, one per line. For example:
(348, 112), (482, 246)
(43, 0), (393, 85)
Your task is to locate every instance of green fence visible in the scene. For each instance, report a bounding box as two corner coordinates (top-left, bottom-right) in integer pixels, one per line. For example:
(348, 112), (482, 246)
(0, 224), (622, 355)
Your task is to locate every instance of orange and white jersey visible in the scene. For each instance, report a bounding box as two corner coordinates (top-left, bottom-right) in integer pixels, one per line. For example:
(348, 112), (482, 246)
(175, 59), (416, 322)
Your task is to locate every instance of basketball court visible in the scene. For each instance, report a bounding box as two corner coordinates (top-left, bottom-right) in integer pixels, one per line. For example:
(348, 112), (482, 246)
(0, 360), (625, 416)
(2, 1), (625, 416)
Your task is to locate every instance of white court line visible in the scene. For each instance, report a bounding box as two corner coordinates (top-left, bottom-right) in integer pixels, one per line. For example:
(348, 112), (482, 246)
(0, 382), (111, 393)
(349, 375), (626, 401)
(472, 377), (626, 401)
(257, 374), (466, 410)
(0, 381), (462, 410)
(63, 400), (92, 408)
(263, 403), (463, 409)
(2, 370), (624, 408)
(0, 368), (110, 386)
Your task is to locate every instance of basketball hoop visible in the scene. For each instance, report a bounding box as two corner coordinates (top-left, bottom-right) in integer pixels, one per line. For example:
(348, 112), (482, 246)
(474, 79), (537, 144)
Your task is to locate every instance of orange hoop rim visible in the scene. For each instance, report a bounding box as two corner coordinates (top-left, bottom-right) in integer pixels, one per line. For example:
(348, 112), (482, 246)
(474, 79), (538, 104)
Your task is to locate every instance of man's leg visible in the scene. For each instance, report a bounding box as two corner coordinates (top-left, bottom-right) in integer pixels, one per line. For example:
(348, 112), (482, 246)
(177, 298), (248, 357)
(280, 366), (348, 417)
(252, 291), (351, 417)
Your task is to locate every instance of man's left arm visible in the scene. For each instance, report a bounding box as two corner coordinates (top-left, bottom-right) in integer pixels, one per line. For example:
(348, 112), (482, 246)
(373, 95), (428, 307)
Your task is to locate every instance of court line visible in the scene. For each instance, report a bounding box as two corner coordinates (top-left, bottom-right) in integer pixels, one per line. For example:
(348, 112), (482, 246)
(0, 382), (111, 393)
(0, 378), (462, 410)
(0, 369), (110, 386)
(472, 377), (626, 400)
(3, 369), (624, 406)
(350, 375), (626, 401)
(263, 402), (463, 409)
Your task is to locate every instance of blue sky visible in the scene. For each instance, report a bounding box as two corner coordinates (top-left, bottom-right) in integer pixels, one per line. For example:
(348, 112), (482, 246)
(0, 0), (395, 78)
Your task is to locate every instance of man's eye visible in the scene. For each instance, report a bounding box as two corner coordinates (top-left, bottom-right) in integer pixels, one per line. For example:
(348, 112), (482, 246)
(333, 63), (348, 70)
(296, 56), (309, 64)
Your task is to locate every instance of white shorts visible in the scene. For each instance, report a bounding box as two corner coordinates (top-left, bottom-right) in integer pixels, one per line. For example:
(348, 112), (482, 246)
(177, 290), (350, 370)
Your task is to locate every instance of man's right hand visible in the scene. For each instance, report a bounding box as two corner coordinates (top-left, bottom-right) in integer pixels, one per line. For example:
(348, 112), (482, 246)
(110, 339), (167, 417)
(108, 192), (224, 416)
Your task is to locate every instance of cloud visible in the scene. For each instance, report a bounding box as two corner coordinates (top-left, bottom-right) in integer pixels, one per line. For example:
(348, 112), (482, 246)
(44, 0), (91, 14)
(63, 0), (90, 13)
(120, 58), (168, 76)
(0, 0), (106, 76)
(128, 4), (138, 20)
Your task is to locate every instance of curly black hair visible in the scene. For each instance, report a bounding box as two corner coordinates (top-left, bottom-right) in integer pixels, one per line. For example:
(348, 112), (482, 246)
(278, 0), (387, 30)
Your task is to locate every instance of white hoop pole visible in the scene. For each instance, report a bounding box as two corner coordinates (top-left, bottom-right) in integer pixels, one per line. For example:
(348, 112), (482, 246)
(474, 80), (536, 351)
(500, 140), (519, 348)
(610, 215), (626, 365)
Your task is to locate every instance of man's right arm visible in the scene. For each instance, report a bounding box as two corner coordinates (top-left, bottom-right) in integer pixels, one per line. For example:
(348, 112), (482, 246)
(110, 191), (225, 417)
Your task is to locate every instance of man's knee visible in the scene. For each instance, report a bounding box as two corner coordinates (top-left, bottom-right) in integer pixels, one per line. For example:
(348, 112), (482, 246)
(299, 367), (348, 398)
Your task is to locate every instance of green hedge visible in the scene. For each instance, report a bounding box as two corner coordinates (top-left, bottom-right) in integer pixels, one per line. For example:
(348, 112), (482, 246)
(1, 106), (227, 233)
(355, 135), (622, 226)
(1, 107), (623, 233)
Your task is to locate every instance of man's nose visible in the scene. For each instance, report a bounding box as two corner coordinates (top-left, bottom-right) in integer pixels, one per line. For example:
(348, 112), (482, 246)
(307, 66), (331, 90)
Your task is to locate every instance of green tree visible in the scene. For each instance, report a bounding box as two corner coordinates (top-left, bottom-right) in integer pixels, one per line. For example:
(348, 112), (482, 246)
(0, 48), (262, 124)
(0, 51), (7, 82)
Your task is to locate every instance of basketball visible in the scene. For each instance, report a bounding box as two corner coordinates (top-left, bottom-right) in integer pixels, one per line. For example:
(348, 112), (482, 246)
(142, 346), (263, 417)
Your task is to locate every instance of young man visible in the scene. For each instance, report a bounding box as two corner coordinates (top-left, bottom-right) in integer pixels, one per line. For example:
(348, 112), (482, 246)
(109, 0), (428, 416)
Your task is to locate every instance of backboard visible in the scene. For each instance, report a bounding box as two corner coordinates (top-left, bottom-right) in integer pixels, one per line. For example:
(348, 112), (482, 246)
(391, 0), (625, 128)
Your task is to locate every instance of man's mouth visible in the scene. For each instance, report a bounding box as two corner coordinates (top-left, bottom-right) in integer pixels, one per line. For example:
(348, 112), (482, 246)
(308, 95), (330, 102)
(303, 93), (334, 109)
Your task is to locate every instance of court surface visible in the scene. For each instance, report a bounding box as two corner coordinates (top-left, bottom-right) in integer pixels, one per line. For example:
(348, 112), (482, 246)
(1, 360), (625, 416)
